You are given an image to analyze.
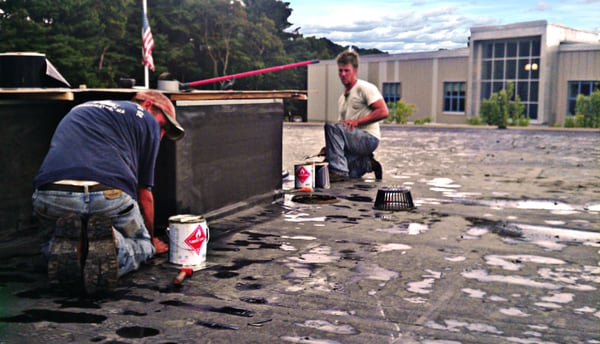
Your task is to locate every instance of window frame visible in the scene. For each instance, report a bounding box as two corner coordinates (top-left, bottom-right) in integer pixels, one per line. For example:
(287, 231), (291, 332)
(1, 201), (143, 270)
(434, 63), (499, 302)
(443, 81), (466, 113)
(382, 82), (401, 104)
(480, 36), (541, 120)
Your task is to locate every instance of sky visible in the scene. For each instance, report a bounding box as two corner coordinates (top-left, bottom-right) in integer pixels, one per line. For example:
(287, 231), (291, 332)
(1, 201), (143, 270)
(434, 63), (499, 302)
(285, 0), (600, 54)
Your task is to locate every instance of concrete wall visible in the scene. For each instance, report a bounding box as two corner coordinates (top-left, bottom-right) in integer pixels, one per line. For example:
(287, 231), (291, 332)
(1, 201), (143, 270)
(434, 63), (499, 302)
(437, 56), (470, 124)
(555, 45), (600, 125)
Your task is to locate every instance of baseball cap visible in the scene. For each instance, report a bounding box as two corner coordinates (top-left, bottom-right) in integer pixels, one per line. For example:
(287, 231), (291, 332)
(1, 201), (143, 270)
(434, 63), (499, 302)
(156, 106), (185, 141)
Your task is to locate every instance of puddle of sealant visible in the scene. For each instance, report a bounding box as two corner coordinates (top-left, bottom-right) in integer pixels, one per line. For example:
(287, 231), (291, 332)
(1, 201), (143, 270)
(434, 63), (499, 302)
(319, 309), (356, 316)
(478, 199), (582, 215)
(281, 244), (297, 251)
(462, 288), (509, 303)
(285, 213), (327, 222)
(288, 246), (339, 264)
(403, 296), (428, 304)
(376, 243), (412, 252)
(464, 226), (489, 239)
(296, 319), (358, 335)
(375, 222), (429, 235)
(574, 306), (597, 314)
(279, 235), (317, 251)
(585, 202), (600, 211)
(444, 256), (466, 262)
(462, 269), (561, 290)
(426, 178), (461, 188)
(534, 302), (563, 309)
(506, 223), (600, 251)
(280, 336), (343, 344)
(414, 198), (445, 206)
(285, 262), (313, 279)
(281, 235), (317, 240)
(425, 319), (503, 335)
(352, 262), (399, 282)
(462, 288), (486, 298)
(538, 267), (599, 291)
(540, 292), (574, 304)
(407, 270), (442, 294)
(499, 307), (530, 317)
(483, 254), (566, 271)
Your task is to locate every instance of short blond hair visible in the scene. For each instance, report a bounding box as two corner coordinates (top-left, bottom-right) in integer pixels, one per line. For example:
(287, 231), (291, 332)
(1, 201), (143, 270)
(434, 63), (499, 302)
(336, 49), (359, 69)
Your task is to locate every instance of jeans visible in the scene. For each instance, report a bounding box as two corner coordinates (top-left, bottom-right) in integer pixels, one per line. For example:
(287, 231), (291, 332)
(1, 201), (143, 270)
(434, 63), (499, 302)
(32, 188), (155, 277)
(324, 122), (379, 178)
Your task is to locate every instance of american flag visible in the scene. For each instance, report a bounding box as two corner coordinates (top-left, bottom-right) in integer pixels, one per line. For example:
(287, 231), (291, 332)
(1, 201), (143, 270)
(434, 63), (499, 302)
(142, 12), (155, 71)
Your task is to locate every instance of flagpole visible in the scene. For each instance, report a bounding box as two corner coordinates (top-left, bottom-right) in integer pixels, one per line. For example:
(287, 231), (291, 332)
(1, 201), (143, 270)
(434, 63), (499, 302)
(143, 0), (149, 88)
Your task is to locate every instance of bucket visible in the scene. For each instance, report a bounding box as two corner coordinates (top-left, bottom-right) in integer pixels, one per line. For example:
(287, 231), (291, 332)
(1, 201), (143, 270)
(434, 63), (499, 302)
(294, 163), (314, 191)
(157, 80), (179, 91)
(167, 214), (210, 268)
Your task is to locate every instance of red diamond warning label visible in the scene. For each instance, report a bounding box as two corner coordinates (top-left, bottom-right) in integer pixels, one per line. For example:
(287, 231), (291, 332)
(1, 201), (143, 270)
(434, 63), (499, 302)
(296, 166), (311, 184)
(184, 225), (206, 254)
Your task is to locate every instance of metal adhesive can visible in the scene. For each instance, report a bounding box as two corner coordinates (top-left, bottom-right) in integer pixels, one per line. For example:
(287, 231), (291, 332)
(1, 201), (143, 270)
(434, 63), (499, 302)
(294, 163), (314, 191)
(167, 214), (210, 268)
(314, 162), (330, 189)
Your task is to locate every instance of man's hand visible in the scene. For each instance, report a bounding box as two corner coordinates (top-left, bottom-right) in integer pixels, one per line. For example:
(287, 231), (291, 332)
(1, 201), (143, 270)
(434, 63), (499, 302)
(153, 237), (169, 254)
(340, 119), (359, 130)
(318, 146), (326, 156)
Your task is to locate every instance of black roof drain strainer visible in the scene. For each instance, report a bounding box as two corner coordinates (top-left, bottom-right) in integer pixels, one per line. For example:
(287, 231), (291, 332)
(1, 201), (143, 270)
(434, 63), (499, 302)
(373, 187), (415, 211)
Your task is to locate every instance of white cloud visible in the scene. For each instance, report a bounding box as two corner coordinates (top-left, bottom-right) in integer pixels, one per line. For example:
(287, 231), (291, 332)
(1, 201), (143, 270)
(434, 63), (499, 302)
(286, 0), (600, 54)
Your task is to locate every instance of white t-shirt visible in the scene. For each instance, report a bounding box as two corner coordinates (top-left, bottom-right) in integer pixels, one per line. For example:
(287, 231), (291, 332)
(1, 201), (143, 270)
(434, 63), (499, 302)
(337, 79), (384, 139)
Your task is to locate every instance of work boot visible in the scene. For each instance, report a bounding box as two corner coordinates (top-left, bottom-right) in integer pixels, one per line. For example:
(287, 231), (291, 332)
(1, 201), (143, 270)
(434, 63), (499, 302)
(83, 214), (118, 295)
(48, 213), (83, 291)
(370, 154), (383, 180)
(329, 171), (348, 182)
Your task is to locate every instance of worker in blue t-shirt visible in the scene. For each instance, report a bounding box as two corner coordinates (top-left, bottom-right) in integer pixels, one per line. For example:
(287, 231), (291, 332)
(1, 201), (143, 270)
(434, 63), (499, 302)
(32, 90), (184, 295)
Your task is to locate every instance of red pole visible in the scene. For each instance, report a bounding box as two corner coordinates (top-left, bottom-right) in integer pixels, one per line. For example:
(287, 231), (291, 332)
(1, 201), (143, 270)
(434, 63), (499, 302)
(182, 59), (319, 88)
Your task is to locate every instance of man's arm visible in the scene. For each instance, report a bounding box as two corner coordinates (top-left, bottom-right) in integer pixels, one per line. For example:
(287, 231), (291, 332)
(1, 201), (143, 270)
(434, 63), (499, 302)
(138, 186), (168, 254)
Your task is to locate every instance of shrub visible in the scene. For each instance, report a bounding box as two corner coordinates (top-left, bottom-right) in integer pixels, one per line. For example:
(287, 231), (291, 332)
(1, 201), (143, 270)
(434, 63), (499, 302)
(566, 89), (600, 128)
(467, 116), (483, 125)
(479, 94), (503, 127)
(479, 82), (527, 128)
(414, 116), (431, 125)
(385, 99), (416, 124)
(564, 115), (575, 128)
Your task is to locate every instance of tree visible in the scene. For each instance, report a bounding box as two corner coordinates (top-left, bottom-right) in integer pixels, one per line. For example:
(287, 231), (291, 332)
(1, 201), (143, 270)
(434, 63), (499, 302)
(0, 0), (134, 87)
(0, 0), (384, 92)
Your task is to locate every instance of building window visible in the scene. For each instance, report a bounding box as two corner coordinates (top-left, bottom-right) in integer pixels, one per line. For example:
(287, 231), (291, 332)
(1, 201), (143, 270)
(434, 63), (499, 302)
(567, 80), (600, 115)
(382, 82), (401, 103)
(480, 37), (540, 120)
(443, 82), (466, 112)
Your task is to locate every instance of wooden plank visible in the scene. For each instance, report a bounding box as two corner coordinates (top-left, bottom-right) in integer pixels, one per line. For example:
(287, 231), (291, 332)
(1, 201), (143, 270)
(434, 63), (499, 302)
(0, 88), (74, 101)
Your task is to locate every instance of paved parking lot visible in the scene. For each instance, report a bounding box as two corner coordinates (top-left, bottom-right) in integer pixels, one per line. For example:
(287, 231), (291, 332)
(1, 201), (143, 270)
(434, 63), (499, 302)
(1, 123), (599, 343)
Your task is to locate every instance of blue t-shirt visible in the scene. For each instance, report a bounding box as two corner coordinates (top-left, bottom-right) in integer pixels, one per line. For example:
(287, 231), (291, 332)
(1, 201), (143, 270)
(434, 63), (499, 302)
(33, 100), (161, 200)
